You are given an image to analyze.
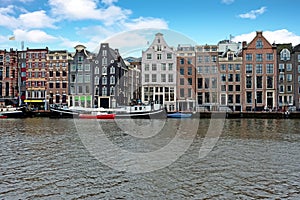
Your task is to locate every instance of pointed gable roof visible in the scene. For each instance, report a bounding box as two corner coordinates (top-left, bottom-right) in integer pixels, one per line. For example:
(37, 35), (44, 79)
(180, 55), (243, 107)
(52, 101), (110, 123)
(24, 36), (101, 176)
(244, 31), (275, 50)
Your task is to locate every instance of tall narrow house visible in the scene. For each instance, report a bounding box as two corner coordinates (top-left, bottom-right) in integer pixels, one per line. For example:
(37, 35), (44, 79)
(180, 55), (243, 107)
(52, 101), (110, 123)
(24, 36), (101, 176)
(24, 48), (48, 110)
(242, 31), (277, 111)
(141, 33), (177, 111)
(0, 49), (18, 106)
(92, 43), (128, 108)
(176, 44), (196, 111)
(276, 44), (294, 111)
(294, 44), (300, 110)
(47, 50), (70, 106)
(69, 45), (94, 108)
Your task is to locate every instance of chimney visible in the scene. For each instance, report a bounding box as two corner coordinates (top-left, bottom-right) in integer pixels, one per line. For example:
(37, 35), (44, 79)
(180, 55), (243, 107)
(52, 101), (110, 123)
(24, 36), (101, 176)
(242, 41), (247, 48)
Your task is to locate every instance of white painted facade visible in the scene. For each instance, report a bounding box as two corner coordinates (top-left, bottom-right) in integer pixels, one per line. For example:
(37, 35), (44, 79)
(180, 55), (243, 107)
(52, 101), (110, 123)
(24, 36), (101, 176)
(141, 33), (177, 111)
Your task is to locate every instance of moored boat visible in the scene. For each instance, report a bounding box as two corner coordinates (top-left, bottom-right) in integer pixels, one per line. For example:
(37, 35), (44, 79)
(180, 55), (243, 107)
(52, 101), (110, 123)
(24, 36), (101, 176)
(167, 112), (192, 118)
(96, 113), (115, 119)
(114, 103), (166, 119)
(0, 106), (25, 118)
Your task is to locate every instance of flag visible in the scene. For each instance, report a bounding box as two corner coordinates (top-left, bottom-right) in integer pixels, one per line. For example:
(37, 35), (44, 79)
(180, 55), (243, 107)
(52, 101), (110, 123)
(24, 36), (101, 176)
(9, 36), (15, 40)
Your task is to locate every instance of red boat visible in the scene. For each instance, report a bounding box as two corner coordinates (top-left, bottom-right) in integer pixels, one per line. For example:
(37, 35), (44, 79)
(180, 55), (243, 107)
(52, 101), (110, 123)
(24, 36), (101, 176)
(79, 113), (115, 119)
(96, 113), (115, 119)
(0, 115), (7, 119)
(79, 114), (97, 119)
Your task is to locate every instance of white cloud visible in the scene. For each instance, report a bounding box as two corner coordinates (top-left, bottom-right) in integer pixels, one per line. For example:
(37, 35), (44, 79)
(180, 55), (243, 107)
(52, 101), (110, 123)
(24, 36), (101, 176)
(19, 10), (57, 29)
(232, 29), (300, 46)
(238, 6), (266, 19)
(123, 17), (168, 30)
(101, 0), (118, 5)
(0, 6), (57, 30)
(49, 0), (131, 25)
(13, 29), (57, 43)
(221, 0), (234, 5)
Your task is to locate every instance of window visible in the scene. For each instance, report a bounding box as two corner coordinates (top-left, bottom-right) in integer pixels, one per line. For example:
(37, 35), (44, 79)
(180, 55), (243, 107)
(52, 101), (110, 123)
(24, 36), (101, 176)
(197, 66), (202, 74)
(167, 53), (172, 59)
(197, 56), (202, 63)
(102, 66), (107, 74)
(161, 63), (166, 70)
(286, 74), (292, 82)
(235, 85), (240, 91)
(205, 78), (209, 88)
(110, 76), (115, 84)
(228, 53), (233, 61)
(267, 76), (273, 88)
(287, 85), (292, 92)
(188, 58), (193, 65)
(246, 64), (252, 73)
(110, 86), (115, 95)
(56, 82), (60, 88)
(102, 87), (107, 96)
(62, 82), (67, 88)
(221, 85), (226, 91)
(197, 78), (203, 89)
(188, 78), (192, 85)
(256, 39), (263, 48)
(188, 67), (192, 75)
(102, 58), (107, 65)
(235, 64), (241, 71)
(152, 64), (157, 71)
(246, 76), (252, 88)
(95, 76), (99, 85)
(49, 71), (53, 77)
(212, 78), (217, 88)
(279, 85), (284, 93)
(257, 91), (263, 103)
(235, 74), (240, 82)
(180, 68), (184, 75)
(279, 74), (284, 82)
(168, 63), (173, 71)
(256, 54), (263, 62)
(279, 64), (285, 73)
(102, 50), (107, 56)
(257, 76), (262, 88)
(256, 64), (263, 74)
(152, 74), (157, 82)
(78, 64), (83, 71)
(266, 64), (274, 74)
(280, 49), (291, 61)
(247, 92), (252, 103)
(157, 54), (162, 60)
(228, 64), (233, 71)
(180, 88), (184, 98)
(204, 56), (210, 63)
(228, 74), (233, 82)
(228, 85), (233, 92)
(85, 64), (90, 71)
(144, 64), (149, 71)
(102, 76), (107, 84)
(145, 74), (149, 82)
(71, 64), (76, 72)
(221, 74), (226, 82)
(161, 74), (166, 82)
(56, 71), (60, 77)
(197, 92), (203, 104)
(180, 58), (184, 65)
(110, 66), (115, 74)
(220, 64), (226, 71)
(266, 53), (273, 61)
(228, 95), (233, 103)
(246, 54), (252, 61)
(77, 75), (83, 83)
(286, 64), (292, 71)
(180, 78), (184, 85)
(147, 54), (152, 59)
(168, 74), (173, 82)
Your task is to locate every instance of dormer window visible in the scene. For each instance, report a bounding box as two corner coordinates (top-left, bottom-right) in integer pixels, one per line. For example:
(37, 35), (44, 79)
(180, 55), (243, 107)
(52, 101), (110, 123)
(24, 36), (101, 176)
(256, 39), (263, 49)
(280, 48), (290, 61)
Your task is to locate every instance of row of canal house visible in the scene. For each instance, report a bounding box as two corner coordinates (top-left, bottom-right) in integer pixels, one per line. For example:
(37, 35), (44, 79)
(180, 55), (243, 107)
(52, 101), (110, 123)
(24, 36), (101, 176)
(1, 31), (300, 111)
(142, 31), (300, 112)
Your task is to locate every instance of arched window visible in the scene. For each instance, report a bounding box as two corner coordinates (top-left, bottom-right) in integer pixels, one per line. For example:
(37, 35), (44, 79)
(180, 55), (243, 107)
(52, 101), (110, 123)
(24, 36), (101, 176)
(280, 48), (290, 61)
(110, 76), (115, 84)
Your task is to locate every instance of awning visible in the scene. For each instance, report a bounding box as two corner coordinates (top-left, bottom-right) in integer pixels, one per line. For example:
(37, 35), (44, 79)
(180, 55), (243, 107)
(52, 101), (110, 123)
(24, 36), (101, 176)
(74, 96), (92, 101)
(24, 99), (44, 103)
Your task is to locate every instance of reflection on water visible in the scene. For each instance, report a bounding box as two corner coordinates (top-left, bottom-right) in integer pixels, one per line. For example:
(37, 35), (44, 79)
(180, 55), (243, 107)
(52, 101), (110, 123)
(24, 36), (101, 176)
(0, 118), (300, 199)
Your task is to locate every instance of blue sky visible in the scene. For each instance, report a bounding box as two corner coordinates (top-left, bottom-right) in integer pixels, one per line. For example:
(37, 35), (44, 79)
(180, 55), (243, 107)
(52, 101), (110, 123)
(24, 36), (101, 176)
(1, 0), (300, 56)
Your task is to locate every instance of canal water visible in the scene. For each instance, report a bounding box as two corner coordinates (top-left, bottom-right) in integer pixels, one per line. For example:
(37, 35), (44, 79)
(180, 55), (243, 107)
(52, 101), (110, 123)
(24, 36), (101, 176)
(0, 118), (300, 199)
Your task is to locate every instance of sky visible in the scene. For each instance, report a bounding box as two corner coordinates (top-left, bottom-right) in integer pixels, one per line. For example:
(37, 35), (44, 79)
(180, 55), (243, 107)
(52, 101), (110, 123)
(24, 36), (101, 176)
(1, 0), (300, 57)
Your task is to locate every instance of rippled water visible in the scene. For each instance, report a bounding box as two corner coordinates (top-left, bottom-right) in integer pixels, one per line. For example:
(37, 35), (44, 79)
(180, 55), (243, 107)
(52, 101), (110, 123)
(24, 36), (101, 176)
(1, 118), (300, 199)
